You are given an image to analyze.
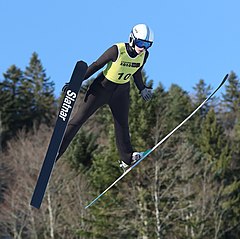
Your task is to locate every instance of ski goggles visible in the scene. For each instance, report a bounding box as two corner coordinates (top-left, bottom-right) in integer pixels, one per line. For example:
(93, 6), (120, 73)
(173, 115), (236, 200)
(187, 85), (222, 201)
(134, 39), (153, 49)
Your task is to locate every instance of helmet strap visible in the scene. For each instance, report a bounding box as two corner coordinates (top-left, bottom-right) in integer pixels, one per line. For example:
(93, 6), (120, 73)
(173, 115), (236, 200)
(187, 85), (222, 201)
(129, 33), (135, 47)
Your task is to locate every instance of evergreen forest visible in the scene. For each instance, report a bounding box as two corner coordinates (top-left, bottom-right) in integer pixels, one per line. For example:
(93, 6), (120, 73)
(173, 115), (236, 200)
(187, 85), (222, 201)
(0, 53), (240, 239)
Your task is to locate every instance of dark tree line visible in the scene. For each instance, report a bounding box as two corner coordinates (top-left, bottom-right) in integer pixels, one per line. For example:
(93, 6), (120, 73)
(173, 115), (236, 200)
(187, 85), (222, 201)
(0, 52), (56, 146)
(0, 53), (240, 238)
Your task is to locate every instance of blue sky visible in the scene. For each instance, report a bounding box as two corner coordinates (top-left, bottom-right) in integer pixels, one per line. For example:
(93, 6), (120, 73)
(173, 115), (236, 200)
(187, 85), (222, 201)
(0, 0), (239, 97)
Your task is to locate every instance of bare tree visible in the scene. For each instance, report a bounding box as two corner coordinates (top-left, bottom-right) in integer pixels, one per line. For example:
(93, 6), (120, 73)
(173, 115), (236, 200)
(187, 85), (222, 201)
(0, 125), (92, 239)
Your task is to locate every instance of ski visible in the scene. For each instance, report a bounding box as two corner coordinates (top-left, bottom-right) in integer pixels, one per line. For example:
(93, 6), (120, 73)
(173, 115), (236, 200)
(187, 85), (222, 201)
(85, 74), (229, 209)
(30, 61), (88, 209)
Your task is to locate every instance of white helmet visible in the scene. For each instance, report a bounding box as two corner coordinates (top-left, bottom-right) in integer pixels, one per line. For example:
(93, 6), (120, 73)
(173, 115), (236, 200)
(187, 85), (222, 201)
(129, 23), (154, 49)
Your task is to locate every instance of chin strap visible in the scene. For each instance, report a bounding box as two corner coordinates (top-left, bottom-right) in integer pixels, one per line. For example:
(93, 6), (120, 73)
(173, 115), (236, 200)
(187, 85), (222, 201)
(127, 41), (138, 56)
(129, 32), (136, 49)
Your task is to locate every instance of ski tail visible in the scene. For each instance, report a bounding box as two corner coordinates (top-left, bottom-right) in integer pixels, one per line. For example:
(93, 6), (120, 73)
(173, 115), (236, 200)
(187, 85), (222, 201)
(30, 61), (88, 209)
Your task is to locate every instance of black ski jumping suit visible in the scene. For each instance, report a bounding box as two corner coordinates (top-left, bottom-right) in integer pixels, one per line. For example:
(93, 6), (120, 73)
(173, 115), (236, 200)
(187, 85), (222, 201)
(57, 43), (149, 165)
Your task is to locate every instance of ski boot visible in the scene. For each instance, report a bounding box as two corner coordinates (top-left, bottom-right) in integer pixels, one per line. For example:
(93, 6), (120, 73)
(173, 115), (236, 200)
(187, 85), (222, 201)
(119, 152), (144, 172)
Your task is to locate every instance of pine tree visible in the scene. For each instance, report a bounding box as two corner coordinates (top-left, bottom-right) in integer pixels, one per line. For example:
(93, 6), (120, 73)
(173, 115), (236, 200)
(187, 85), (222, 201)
(188, 79), (213, 147)
(219, 94), (240, 238)
(159, 83), (192, 155)
(193, 79), (212, 107)
(165, 84), (192, 133)
(199, 107), (229, 168)
(64, 129), (98, 171)
(0, 65), (24, 142)
(24, 52), (56, 127)
(221, 71), (240, 130)
(0, 53), (56, 145)
(192, 79), (212, 120)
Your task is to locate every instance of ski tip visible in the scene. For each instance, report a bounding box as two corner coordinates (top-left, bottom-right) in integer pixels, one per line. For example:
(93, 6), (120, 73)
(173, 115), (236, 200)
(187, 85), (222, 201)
(218, 74), (229, 89)
(223, 73), (229, 82)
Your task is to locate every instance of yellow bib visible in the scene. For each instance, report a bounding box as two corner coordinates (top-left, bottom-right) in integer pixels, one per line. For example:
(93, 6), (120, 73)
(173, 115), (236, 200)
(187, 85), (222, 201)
(103, 43), (145, 84)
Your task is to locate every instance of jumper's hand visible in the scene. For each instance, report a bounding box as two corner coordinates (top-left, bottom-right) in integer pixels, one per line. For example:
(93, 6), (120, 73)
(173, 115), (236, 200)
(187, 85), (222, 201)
(141, 87), (153, 101)
(62, 82), (70, 93)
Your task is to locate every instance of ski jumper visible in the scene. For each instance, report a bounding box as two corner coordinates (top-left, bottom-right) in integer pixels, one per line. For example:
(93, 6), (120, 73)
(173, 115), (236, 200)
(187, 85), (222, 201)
(57, 43), (149, 165)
